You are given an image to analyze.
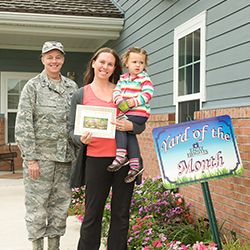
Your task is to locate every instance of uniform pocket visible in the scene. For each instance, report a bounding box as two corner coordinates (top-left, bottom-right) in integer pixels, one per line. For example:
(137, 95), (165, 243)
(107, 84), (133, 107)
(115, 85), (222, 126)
(35, 98), (58, 139)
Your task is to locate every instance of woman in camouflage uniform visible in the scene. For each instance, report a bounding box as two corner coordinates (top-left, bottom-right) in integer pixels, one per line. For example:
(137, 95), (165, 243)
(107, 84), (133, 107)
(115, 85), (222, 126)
(15, 41), (78, 250)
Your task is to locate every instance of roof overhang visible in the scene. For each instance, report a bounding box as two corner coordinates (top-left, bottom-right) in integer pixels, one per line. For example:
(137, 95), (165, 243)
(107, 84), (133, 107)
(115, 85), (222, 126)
(0, 12), (124, 52)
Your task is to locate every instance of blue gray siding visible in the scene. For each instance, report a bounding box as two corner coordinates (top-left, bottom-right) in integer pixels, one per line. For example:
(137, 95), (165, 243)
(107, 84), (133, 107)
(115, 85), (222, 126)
(106, 0), (250, 114)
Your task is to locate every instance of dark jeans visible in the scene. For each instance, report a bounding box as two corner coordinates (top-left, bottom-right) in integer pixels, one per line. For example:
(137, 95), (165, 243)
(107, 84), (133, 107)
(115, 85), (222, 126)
(77, 156), (135, 250)
(116, 115), (148, 159)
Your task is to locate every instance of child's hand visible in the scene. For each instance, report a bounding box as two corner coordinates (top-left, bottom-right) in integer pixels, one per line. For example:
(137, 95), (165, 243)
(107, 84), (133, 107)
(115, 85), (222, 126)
(115, 98), (123, 105)
(127, 99), (135, 107)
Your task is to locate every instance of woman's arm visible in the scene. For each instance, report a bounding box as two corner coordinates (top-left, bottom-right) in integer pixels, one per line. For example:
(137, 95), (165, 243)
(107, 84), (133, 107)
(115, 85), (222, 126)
(130, 120), (145, 134)
(69, 88), (84, 147)
(112, 119), (145, 135)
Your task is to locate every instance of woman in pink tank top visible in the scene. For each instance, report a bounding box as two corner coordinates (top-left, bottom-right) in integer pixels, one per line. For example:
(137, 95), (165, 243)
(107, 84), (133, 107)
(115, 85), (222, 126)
(70, 48), (145, 250)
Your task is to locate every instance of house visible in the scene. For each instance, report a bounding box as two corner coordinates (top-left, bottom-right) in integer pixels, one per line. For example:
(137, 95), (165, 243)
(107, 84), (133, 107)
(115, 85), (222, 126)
(0, 0), (249, 243)
(0, 0), (124, 168)
(104, 0), (250, 242)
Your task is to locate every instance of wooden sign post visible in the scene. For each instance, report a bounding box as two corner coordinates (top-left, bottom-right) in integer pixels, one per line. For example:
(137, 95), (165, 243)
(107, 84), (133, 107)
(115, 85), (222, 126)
(152, 115), (243, 249)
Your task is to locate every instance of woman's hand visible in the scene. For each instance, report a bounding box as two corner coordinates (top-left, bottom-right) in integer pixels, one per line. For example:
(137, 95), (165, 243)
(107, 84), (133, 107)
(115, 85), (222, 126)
(80, 131), (93, 145)
(28, 161), (41, 180)
(111, 119), (133, 132)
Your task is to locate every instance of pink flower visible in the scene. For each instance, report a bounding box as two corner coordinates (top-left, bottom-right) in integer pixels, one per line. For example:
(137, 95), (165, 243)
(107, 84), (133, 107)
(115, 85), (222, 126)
(132, 225), (140, 230)
(77, 214), (83, 222)
(192, 241), (217, 250)
(152, 240), (162, 247)
(208, 243), (217, 250)
(200, 245), (208, 250)
(161, 236), (167, 242)
(167, 241), (176, 247)
(156, 242), (162, 247)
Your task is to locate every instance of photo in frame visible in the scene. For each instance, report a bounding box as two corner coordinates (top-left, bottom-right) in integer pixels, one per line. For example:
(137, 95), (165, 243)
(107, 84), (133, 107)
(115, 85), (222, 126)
(74, 105), (117, 138)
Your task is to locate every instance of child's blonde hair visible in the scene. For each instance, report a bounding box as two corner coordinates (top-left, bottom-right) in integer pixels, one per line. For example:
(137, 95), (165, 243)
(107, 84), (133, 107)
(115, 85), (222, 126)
(121, 47), (149, 71)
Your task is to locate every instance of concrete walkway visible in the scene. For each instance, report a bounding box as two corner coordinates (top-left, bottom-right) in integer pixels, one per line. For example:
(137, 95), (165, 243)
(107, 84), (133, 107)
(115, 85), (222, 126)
(0, 171), (105, 250)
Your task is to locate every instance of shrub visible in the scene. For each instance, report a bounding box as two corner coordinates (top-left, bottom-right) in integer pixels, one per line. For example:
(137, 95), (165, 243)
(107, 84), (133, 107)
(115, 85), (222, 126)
(130, 176), (191, 226)
(70, 186), (85, 222)
(221, 230), (250, 250)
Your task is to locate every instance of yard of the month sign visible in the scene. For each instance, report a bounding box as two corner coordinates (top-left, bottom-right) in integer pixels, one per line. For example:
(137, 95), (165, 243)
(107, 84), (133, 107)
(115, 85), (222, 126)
(152, 115), (243, 189)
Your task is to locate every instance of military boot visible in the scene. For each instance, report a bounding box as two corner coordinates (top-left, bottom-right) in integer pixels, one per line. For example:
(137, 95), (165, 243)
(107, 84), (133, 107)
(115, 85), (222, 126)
(32, 238), (44, 250)
(48, 236), (60, 250)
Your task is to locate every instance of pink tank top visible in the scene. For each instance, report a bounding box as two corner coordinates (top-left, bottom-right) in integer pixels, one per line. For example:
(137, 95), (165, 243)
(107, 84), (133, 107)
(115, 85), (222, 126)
(83, 84), (117, 157)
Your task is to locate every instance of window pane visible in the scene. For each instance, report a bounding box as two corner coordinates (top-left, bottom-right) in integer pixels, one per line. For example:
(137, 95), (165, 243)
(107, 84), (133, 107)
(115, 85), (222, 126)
(186, 65), (192, 94)
(8, 79), (26, 109)
(194, 29), (200, 61)
(194, 63), (200, 93)
(8, 95), (19, 109)
(179, 37), (185, 67)
(178, 29), (201, 97)
(7, 78), (27, 142)
(8, 112), (16, 143)
(178, 68), (185, 96)
(186, 33), (193, 64)
(178, 100), (199, 123)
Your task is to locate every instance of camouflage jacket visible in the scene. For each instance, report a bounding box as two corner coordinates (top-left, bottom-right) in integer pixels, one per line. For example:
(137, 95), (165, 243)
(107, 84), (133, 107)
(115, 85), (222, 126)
(15, 70), (78, 162)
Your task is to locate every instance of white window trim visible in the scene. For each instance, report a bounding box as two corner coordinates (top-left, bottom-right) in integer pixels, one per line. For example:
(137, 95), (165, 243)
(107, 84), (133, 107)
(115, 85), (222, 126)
(1, 71), (38, 144)
(173, 11), (206, 123)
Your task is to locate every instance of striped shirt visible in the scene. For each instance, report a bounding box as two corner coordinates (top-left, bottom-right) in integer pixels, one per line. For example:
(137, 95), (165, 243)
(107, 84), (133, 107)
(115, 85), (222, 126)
(113, 71), (154, 117)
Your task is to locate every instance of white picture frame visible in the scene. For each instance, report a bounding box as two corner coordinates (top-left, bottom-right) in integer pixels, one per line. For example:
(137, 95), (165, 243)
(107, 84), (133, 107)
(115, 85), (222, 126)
(74, 105), (117, 138)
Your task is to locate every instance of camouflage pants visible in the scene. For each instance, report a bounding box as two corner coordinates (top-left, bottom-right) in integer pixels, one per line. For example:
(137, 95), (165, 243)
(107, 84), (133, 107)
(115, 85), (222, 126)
(23, 160), (71, 241)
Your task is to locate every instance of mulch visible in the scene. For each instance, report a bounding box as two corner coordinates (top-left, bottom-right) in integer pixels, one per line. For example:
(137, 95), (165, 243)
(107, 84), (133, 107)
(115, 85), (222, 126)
(0, 172), (23, 179)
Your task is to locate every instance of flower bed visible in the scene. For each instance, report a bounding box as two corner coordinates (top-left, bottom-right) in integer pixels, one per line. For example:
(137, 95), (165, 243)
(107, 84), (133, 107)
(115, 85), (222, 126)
(70, 176), (250, 249)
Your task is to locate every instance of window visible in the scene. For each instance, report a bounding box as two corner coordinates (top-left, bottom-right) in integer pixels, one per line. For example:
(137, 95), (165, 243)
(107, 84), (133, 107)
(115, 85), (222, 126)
(1, 72), (38, 143)
(174, 11), (206, 123)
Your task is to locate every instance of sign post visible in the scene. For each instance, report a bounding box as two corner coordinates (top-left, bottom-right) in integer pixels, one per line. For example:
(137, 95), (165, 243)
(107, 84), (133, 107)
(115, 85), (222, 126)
(152, 115), (243, 249)
(201, 182), (222, 249)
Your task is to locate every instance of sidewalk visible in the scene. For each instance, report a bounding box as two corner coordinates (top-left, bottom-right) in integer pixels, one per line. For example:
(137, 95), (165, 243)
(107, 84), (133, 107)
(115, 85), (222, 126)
(0, 171), (105, 250)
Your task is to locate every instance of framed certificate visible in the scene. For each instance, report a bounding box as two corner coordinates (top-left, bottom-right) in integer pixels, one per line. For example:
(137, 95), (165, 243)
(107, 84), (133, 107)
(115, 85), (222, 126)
(74, 105), (117, 138)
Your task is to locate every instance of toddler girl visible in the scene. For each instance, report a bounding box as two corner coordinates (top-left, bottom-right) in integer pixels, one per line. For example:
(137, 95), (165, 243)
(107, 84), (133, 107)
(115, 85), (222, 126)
(107, 47), (154, 183)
